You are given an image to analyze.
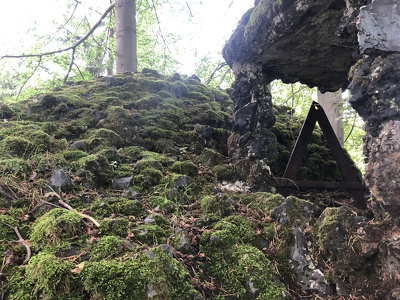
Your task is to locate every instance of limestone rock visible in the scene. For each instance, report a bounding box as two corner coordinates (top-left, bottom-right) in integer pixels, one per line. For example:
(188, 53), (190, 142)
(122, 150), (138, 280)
(358, 0), (400, 53)
(365, 121), (400, 217)
(223, 0), (358, 92)
(50, 169), (71, 188)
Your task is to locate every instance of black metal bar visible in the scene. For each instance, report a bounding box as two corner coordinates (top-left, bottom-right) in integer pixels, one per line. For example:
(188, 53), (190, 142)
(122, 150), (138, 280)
(283, 102), (318, 179)
(281, 101), (367, 210)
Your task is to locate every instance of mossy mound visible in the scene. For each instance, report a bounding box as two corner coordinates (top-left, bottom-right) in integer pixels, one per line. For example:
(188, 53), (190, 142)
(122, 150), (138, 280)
(0, 71), (368, 299)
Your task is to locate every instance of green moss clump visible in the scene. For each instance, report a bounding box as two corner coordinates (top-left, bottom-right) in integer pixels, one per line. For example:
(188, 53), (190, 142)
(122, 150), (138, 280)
(89, 236), (126, 261)
(85, 128), (125, 150)
(25, 252), (78, 300)
(81, 258), (147, 299)
(99, 218), (129, 237)
(0, 158), (31, 177)
(233, 192), (285, 214)
(147, 196), (176, 213)
(201, 216), (256, 252)
(0, 215), (18, 251)
(170, 80), (189, 98)
(134, 167), (163, 189)
(212, 164), (237, 181)
(78, 154), (113, 186)
(81, 246), (196, 300)
(0, 136), (36, 158)
(133, 224), (168, 245)
(203, 243), (285, 299)
(30, 209), (83, 250)
(200, 195), (235, 217)
(199, 148), (226, 167)
(170, 160), (198, 176)
(91, 198), (143, 219)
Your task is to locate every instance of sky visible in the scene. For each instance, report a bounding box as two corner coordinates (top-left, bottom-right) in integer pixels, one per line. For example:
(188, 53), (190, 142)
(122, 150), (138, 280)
(0, 0), (254, 75)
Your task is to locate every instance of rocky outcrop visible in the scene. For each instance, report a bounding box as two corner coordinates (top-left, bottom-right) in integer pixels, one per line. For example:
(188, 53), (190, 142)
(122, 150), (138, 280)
(224, 0), (400, 297)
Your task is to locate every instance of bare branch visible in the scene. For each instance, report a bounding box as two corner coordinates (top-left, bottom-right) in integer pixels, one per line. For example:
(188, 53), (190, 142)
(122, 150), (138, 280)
(16, 56), (42, 100)
(73, 62), (86, 80)
(217, 68), (231, 87)
(52, 0), (80, 36)
(147, 0), (171, 53)
(64, 48), (76, 83)
(185, 1), (194, 18)
(58, 199), (100, 227)
(1, 2), (116, 60)
(205, 62), (228, 85)
(6, 225), (32, 265)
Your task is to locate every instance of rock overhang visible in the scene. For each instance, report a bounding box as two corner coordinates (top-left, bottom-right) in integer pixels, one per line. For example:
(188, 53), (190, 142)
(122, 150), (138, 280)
(223, 0), (360, 92)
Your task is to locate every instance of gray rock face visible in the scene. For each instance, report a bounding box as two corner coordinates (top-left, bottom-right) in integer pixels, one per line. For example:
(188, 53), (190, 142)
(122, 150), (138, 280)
(364, 121), (400, 218)
(358, 0), (400, 53)
(223, 0), (358, 92)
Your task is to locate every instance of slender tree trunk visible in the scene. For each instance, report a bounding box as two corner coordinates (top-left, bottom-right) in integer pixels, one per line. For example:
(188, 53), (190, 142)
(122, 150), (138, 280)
(115, 0), (137, 73)
(317, 90), (344, 145)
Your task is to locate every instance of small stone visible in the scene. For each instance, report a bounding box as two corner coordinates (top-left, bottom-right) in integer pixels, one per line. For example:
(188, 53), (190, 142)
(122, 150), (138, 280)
(70, 140), (87, 151)
(112, 176), (133, 189)
(50, 169), (71, 188)
(158, 244), (174, 256)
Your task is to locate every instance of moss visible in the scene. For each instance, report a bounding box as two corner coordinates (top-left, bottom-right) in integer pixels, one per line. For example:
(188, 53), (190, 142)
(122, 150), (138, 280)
(135, 94), (163, 109)
(233, 192), (285, 214)
(91, 198), (143, 219)
(0, 158), (31, 177)
(212, 164), (238, 181)
(81, 257), (147, 299)
(200, 195), (235, 217)
(24, 252), (78, 300)
(0, 136), (36, 158)
(78, 153), (113, 186)
(89, 235), (127, 261)
(30, 209), (84, 250)
(0, 215), (18, 251)
(81, 246), (196, 300)
(99, 218), (129, 237)
(314, 207), (350, 254)
(203, 243), (285, 299)
(200, 148), (226, 167)
(85, 128), (125, 150)
(118, 146), (146, 162)
(170, 80), (189, 98)
(186, 91), (210, 102)
(134, 167), (163, 189)
(4, 267), (31, 300)
(62, 149), (88, 161)
(133, 224), (168, 245)
(201, 216), (256, 252)
(170, 160), (198, 176)
(147, 196), (177, 213)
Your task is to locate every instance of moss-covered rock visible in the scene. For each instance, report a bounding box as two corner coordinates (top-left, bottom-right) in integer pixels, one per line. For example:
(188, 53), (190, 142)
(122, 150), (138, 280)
(30, 209), (84, 250)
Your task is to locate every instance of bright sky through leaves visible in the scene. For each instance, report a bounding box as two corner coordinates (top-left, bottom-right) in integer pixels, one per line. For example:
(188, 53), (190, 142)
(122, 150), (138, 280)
(0, 0), (254, 74)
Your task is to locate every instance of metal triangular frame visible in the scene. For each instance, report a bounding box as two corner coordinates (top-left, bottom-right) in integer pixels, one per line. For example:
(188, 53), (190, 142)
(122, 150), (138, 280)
(279, 101), (366, 209)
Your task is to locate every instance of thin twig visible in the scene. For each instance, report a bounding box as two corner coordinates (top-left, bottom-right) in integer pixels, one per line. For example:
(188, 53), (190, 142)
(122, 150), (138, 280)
(64, 47), (76, 83)
(185, 1), (194, 17)
(16, 56), (42, 100)
(58, 199), (100, 227)
(205, 62), (227, 85)
(147, 0), (171, 53)
(1, 2), (116, 60)
(344, 112), (357, 144)
(6, 225), (32, 264)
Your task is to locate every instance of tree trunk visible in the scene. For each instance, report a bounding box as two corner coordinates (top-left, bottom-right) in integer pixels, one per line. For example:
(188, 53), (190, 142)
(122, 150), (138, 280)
(115, 0), (137, 73)
(317, 90), (344, 145)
